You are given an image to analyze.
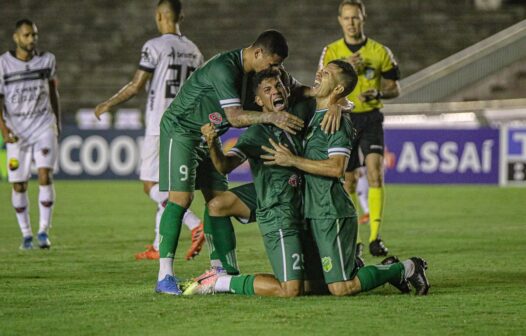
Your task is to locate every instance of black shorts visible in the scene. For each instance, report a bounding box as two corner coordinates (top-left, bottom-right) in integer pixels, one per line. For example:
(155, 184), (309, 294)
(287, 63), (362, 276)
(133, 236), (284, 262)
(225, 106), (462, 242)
(229, 183), (257, 224)
(347, 109), (384, 172)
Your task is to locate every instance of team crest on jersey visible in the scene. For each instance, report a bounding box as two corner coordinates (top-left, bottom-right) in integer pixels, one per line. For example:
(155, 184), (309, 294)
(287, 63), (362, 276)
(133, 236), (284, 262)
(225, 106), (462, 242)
(322, 257), (333, 272)
(364, 67), (375, 80)
(208, 112), (223, 125)
(8, 158), (19, 171)
(42, 148), (50, 156)
(288, 174), (299, 187)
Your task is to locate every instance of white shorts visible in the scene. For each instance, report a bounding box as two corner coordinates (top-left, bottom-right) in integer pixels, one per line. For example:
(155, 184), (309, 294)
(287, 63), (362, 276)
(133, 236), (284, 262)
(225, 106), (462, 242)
(7, 128), (58, 183)
(139, 135), (160, 182)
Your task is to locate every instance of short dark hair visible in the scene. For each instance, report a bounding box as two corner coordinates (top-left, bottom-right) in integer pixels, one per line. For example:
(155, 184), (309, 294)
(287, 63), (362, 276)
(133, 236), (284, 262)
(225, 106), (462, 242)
(328, 60), (358, 97)
(252, 30), (289, 59)
(15, 18), (34, 30)
(158, 0), (182, 19)
(338, 0), (366, 18)
(252, 68), (282, 95)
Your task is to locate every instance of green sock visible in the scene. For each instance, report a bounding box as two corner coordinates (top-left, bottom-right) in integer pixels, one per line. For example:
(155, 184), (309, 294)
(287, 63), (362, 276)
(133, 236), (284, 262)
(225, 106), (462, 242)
(203, 209), (220, 261)
(208, 211), (239, 275)
(356, 263), (404, 292)
(159, 202), (186, 258)
(229, 275), (256, 295)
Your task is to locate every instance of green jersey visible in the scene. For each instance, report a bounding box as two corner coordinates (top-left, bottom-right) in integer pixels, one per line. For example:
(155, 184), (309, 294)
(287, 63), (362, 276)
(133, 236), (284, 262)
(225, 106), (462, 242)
(228, 124), (304, 235)
(161, 49), (244, 138)
(303, 109), (355, 219)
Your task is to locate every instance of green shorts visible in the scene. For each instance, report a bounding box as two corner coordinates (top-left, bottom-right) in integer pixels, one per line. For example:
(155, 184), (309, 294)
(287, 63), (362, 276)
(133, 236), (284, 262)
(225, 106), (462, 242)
(159, 125), (228, 192)
(229, 183), (256, 224)
(257, 211), (305, 282)
(308, 217), (358, 284)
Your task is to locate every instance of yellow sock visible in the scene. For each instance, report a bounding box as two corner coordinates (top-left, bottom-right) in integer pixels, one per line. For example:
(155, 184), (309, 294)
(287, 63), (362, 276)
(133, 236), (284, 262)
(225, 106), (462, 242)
(368, 187), (384, 242)
(349, 193), (362, 244)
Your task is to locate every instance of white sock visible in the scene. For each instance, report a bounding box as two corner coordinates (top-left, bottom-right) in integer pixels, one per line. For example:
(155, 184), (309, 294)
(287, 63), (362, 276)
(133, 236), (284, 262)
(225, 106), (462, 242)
(153, 204), (164, 251)
(158, 258), (174, 281)
(183, 209), (201, 231)
(148, 184), (168, 203)
(210, 259), (223, 268)
(149, 184), (167, 251)
(357, 175), (369, 213)
(403, 260), (415, 279)
(214, 275), (232, 293)
(38, 184), (55, 234)
(12, 190), (32, 237)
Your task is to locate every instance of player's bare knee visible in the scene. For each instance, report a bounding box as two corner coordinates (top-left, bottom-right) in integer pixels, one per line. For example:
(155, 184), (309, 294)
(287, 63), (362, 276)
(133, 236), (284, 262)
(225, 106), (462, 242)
(279, 281), (302, 297)
(143, 182), (154, 196)
(38, 169), (52, 185)
(13, 182), (27, 193)
(207, 197), (228, 216)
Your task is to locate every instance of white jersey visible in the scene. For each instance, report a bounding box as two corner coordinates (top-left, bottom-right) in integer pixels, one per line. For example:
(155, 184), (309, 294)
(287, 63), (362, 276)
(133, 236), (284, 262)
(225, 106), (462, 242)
(139, 34), (203, 135)
(0, 51), (57, 143)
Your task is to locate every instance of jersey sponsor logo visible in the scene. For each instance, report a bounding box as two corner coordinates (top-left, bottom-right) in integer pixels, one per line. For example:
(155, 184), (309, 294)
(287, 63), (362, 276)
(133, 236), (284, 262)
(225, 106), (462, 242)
(8, 158), (19, 171)
(322, 256), (333, 272)
(208, 112), (223, 125)
(141, 47), (151, 63)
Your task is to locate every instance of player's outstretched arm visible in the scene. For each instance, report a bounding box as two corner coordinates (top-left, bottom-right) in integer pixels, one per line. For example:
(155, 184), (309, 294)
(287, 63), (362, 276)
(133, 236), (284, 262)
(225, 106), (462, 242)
(201, 123), (243, 175)
(261, 138), (347, 178)
(49, 79), (61, 135)
(94, 70), (152, 120)
(224, 106), (304, 135)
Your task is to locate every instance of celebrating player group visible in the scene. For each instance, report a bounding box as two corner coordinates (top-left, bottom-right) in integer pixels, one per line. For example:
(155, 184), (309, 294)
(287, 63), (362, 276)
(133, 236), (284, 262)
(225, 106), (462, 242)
(1, 0), (430, 298)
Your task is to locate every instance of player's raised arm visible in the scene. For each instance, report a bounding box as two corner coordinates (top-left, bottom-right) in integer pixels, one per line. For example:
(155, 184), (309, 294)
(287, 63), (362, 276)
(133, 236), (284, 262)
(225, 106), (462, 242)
(223, 105), (303, 134)
(94, 69), (152, 120)
(201, 123), (244, 175)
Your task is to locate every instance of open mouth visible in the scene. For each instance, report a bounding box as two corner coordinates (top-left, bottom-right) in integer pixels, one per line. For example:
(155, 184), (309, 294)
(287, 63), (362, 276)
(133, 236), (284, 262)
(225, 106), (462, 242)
(272, 96), (286, 111)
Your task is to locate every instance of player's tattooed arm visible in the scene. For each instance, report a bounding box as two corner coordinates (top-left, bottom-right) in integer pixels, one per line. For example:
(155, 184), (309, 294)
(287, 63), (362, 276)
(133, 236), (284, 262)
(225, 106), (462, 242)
(261, 138), (347, 178)
(49, 79), (61, 135)
(201, 123), (244, 175)
(0, 96), (18, 143)
(94, 70), (152, 120)
(224, 106), (304, 135)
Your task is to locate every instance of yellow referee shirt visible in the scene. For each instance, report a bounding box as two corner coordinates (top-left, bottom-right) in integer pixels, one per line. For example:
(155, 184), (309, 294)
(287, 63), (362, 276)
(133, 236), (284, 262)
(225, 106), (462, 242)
(319, 38), (400, 113)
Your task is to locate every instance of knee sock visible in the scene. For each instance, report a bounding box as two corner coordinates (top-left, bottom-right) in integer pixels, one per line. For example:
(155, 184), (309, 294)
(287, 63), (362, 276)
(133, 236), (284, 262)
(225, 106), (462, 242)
(12, 190), (31, 237)
(229, 275), (256, 295)
(368, 187), (384, 242)
(204, 209), (223, 268)
(206, 209), (239, 275)
(356, 263), (404, 292)
(158, 202), (185, 280)
(357, 176), (369, 214)
(38, 184), (55, 234)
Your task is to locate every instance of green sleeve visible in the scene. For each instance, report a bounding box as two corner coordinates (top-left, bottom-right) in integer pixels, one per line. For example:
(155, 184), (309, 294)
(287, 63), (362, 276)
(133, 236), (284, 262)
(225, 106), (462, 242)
(209, 61), (242, 110)
(228, 126), (262, 161)
(327, 116), (352, 158)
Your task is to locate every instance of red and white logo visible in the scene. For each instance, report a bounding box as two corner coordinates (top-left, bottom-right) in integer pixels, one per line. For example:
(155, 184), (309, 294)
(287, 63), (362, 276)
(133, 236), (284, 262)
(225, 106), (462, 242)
(288, 174), (299, 187)
(208, 112), (223, 125)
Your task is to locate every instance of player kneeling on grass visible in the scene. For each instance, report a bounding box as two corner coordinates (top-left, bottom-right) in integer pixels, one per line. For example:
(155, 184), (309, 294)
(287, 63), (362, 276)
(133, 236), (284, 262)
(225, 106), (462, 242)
(261, 60), (430, 296)
(184, 69), (320, 297)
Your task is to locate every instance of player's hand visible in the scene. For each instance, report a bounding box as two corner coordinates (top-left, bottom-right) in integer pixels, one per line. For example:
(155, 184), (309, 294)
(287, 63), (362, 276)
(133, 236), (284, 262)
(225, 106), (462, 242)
(94, 102), (111, 121)
(269, 111), (304, 135)
(201, 123), (218, 144)
(321, 104), (342, 134)
(1, 127), (18, 143)
(261, 138), (295, 167)
(347, 52), (364, 74)
(359, 89), (381, 103)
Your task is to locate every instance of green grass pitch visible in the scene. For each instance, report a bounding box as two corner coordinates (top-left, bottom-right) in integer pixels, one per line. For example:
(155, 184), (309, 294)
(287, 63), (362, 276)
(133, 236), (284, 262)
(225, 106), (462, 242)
(0, 181), (525, 335)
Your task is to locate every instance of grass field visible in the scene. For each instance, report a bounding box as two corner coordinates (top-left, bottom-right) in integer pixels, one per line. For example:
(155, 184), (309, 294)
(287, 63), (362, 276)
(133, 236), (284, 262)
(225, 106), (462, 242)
(0, 180), (525, 335)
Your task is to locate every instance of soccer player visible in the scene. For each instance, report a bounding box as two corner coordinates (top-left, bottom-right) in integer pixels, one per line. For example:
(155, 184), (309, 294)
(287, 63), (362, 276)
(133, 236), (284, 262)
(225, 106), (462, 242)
(184, 69), (321, 297)
(319, 0), (401, 256)
(0, 19), (60, 250)
(262, 60), (429, 296)
(154, 29), (313, 295)
(94, 0), (205, 261)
